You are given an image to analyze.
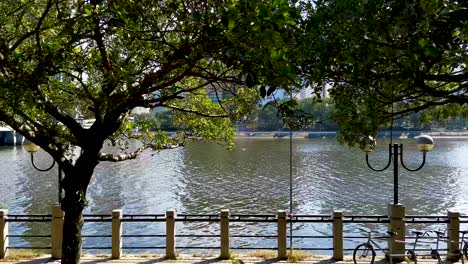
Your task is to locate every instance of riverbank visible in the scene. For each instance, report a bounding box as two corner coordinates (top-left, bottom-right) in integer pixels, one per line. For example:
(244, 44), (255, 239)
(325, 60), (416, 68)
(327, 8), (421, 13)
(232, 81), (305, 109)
(2, 129), (468, 146)
(0, 251), (330, 263)
(236, 131), (468, 139)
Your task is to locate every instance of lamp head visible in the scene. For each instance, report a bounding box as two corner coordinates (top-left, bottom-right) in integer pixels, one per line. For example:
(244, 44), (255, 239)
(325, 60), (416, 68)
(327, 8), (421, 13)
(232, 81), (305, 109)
(415, 135), (434, 152)
(23, 138), (41, 153)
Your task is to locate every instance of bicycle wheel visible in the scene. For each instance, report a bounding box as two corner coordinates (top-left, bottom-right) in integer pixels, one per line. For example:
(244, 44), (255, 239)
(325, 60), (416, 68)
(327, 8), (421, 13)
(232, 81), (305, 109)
(407, 250), (416, 261)
(431, 249), (442, 264)
(353, 243), (376, 264)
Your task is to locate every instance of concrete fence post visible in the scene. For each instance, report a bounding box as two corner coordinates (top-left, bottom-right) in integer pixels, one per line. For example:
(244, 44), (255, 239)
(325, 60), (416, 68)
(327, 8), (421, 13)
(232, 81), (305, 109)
(447, 211), (460, 261)
(51, 205), (63, 259)
(277, 210), (287, 259)
(0, 209), (8, 259)
(112, 209), (122, 259)
(165, 209), (176, 259)
(333, 211), (343, 260)
(388, 203), (405, 262)
(220, 209), (230, 259)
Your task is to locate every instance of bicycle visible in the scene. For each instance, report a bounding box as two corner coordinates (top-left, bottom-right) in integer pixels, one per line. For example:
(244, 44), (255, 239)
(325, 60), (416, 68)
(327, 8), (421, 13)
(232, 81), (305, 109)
(430, 230), (444, 264)
(428, 229), (468, 264)
(459, 231), (468, 263)
(406, 230), (442, 264)
(444, 230), (468, 264)
(353, 229), (439, 264)
(353, 228), (397, 264)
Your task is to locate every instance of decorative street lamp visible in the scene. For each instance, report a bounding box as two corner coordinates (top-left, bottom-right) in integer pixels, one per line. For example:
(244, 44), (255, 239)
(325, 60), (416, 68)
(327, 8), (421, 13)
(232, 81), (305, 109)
(365, 135), (434, 205)
(23, 139), (63, 203)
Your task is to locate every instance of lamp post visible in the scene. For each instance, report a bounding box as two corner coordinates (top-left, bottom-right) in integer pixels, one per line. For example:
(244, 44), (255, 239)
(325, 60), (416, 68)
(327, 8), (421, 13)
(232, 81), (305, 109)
(364, 135), (434, 204)
(23, 139), (63, 203)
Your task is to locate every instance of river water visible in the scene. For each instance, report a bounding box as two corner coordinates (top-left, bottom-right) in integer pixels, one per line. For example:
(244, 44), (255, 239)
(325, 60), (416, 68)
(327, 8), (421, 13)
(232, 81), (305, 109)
(0, 137), (467, 253)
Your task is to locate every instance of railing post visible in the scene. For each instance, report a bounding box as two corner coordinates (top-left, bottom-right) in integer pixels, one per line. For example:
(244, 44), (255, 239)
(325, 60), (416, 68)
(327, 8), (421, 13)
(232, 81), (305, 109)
(447, 211), (460, 261)
(165, 209), (176, 259)
(220, 209), (230, 259)
(51, 204), (63, 259)
(112, 209), (122, 259)
(388, 203), (405, 262)
(0, 209), (8, 259)
(333, 211), (343, 260)
(277, 210), (287, 259)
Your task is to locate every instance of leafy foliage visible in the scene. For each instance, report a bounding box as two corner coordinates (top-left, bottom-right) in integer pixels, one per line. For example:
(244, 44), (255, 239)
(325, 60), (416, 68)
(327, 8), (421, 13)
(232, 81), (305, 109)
(0, 0), (301, 262)
(0, 0), (300, 159)
(252, 104), (283, 131)
(299, 0), (468, 148)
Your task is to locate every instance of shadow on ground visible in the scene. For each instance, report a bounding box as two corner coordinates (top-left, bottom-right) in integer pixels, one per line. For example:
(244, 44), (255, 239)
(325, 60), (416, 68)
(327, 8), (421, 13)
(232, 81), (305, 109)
(0, 256), (453, 263)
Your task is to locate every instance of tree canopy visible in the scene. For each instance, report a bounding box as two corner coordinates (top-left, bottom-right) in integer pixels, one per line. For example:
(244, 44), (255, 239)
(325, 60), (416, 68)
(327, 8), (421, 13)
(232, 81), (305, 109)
(0, 0), (300, 262)
(1, 0), (468, 262)
(299, 0), (468, 148)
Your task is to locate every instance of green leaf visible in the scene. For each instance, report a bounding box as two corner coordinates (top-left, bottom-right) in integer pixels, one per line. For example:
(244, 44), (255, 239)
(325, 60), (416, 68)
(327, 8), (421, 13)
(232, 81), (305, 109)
(228, 17), (235, 31)
(418, 38), (428, 47)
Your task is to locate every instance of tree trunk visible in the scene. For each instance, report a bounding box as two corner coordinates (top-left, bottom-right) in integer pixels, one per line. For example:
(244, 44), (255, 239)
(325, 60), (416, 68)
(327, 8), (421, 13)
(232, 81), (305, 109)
(61, 197), (85, 264)
(57, 131), (110, 263)
(60, 156), (98, 264)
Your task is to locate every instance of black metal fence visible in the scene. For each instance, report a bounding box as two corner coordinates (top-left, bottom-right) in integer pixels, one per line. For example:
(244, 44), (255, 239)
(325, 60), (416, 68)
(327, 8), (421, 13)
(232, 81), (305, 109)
(3, 213), (467, 255)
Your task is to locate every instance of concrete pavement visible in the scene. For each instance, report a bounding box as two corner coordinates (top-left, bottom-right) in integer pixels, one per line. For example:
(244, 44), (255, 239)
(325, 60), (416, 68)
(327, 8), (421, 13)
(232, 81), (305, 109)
(0, 255), (452, 264)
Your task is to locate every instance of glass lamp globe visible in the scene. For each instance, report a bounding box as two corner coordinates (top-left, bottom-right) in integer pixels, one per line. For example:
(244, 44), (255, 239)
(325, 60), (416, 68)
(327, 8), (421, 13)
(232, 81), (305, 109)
(415, 135), (434, 152)
(23, 139), (41, 153)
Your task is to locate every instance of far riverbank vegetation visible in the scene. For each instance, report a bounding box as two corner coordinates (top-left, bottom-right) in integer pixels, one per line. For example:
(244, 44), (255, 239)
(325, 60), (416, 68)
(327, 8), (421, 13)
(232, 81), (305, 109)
(134, 98), (468, 133)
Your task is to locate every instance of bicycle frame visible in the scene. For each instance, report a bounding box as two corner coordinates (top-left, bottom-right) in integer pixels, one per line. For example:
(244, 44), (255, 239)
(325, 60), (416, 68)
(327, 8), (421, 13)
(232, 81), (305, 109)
(369, 238), (389, 256)
(360, 229), (394, 264)
(459, 232), (468, 264)
(442, 229), (468, 263)
(357, 228), (457, 264)
(406, 230), (436, 264)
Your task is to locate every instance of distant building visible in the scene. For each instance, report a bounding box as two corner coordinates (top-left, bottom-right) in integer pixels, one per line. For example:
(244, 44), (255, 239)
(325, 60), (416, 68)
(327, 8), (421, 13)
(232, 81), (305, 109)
(297, 82), (330, 100)
(131, 107), (150, 115)
(259, 89), (289, 106)
(298, 86), (313, 100)
(258, 82), (329, 106)
(321, 83), (330, 98)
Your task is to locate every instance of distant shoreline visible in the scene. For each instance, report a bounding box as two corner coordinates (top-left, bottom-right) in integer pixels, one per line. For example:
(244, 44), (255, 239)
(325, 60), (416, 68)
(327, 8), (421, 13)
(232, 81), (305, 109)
(2, 129), (467, 146)
(235, 131), (468, 139)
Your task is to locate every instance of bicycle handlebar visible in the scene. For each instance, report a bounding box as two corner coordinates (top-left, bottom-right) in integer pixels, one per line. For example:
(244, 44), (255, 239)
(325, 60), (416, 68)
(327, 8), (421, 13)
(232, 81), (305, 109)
(358, 228), (371, 233)
(411, 230), (434, 237)
(358, 228), (395, 237)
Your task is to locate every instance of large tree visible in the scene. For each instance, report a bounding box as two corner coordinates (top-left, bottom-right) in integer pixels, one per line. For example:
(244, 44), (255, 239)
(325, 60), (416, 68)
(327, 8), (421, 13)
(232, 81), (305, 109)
(299, 0), (468, 148)
(0, 0), (299, 262)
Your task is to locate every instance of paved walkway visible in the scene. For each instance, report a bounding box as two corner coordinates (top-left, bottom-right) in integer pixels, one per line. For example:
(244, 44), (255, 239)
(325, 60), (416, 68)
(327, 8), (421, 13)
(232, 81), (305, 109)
(0, 255), (451, 264)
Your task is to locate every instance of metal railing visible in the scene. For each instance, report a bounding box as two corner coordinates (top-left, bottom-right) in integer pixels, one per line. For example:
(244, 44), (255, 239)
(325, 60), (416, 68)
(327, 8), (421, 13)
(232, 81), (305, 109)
(0, 208), (466, 260)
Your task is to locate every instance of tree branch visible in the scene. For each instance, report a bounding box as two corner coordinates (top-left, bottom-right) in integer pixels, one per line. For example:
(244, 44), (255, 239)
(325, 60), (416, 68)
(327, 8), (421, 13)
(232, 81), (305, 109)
(0, 109), (63, 161)
(35, 0), (53, 59)
(138, 67), (190, 95)
(424, 73), (468, 83)
(98, 145), (147, 162)
(98, 142), (183, 162)
(41, 99), (86, 141)
(166, 105), (229, 118)
(129, 80), (215, 108)
(92, 16), (112, 72)
(56, 70), (98, 105)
